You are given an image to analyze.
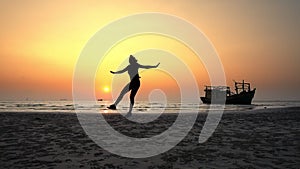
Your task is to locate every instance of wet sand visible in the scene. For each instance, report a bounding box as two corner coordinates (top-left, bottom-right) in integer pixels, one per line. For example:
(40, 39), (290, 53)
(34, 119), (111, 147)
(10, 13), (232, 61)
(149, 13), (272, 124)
(0, 107), (299, 168)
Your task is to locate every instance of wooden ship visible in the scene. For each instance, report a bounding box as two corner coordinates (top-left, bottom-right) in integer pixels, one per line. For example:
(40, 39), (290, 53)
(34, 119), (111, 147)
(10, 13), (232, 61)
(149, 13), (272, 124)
(200, 80), (256, 105)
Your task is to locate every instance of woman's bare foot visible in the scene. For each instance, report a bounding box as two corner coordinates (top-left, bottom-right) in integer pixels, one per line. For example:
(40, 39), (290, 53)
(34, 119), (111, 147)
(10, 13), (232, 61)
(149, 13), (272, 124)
(107, 104), (116, 110)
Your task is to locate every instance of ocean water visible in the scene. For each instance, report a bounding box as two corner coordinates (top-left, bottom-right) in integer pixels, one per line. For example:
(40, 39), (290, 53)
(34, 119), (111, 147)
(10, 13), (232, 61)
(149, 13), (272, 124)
(0, 100), (299, 113)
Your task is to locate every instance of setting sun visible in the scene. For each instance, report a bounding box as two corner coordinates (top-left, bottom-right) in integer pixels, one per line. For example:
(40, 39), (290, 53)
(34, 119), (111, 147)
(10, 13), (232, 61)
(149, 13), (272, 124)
(103, 86), (110, 93)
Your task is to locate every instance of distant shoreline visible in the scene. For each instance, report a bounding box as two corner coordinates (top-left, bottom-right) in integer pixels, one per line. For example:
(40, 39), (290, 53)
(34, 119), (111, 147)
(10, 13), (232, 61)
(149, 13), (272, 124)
(0, 106), (299, 115)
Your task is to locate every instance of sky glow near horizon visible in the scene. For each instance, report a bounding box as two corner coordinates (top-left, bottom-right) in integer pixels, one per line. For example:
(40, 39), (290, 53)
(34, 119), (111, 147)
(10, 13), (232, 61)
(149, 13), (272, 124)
(0, 0), (299, 101)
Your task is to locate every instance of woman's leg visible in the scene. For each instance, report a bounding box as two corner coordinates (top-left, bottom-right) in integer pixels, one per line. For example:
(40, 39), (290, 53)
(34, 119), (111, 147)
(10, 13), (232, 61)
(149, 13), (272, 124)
(127, 82), (140, 115)
(114, 83), (130, 106)
(108, 83), (130, 109)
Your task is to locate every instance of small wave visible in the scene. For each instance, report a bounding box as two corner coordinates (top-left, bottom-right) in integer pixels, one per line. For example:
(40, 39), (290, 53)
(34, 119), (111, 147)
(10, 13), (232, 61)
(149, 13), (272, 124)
(16, 104), (46, 107)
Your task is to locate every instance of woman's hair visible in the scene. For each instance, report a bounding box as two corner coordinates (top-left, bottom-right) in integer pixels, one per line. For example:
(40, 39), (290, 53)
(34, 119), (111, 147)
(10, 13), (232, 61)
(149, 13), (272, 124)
(129, 55), (137, 64)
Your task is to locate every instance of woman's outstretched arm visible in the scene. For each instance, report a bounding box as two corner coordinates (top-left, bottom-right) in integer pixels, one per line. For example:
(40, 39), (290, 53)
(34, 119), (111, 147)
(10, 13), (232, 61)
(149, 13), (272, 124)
(110, 66), (128, 74)
(139, 63), (160, 69)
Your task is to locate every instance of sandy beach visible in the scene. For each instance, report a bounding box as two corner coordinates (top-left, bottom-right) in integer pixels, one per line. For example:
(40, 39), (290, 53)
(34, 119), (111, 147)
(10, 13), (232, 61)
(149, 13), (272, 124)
(0, 107), (299, 168)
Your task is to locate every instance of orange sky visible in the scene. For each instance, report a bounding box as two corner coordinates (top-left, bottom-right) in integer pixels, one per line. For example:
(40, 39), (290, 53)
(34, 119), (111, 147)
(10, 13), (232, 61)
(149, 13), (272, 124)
(0, 0), (299, 101)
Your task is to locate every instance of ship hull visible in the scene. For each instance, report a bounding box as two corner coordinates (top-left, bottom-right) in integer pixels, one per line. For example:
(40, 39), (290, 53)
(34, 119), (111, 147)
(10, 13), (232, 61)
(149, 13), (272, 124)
(201, 89), (256, 105)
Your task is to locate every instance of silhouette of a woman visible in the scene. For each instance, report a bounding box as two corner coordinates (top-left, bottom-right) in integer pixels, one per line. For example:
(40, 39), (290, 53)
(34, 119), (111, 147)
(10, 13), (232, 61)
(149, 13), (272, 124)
(108, 55), (160, 117)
